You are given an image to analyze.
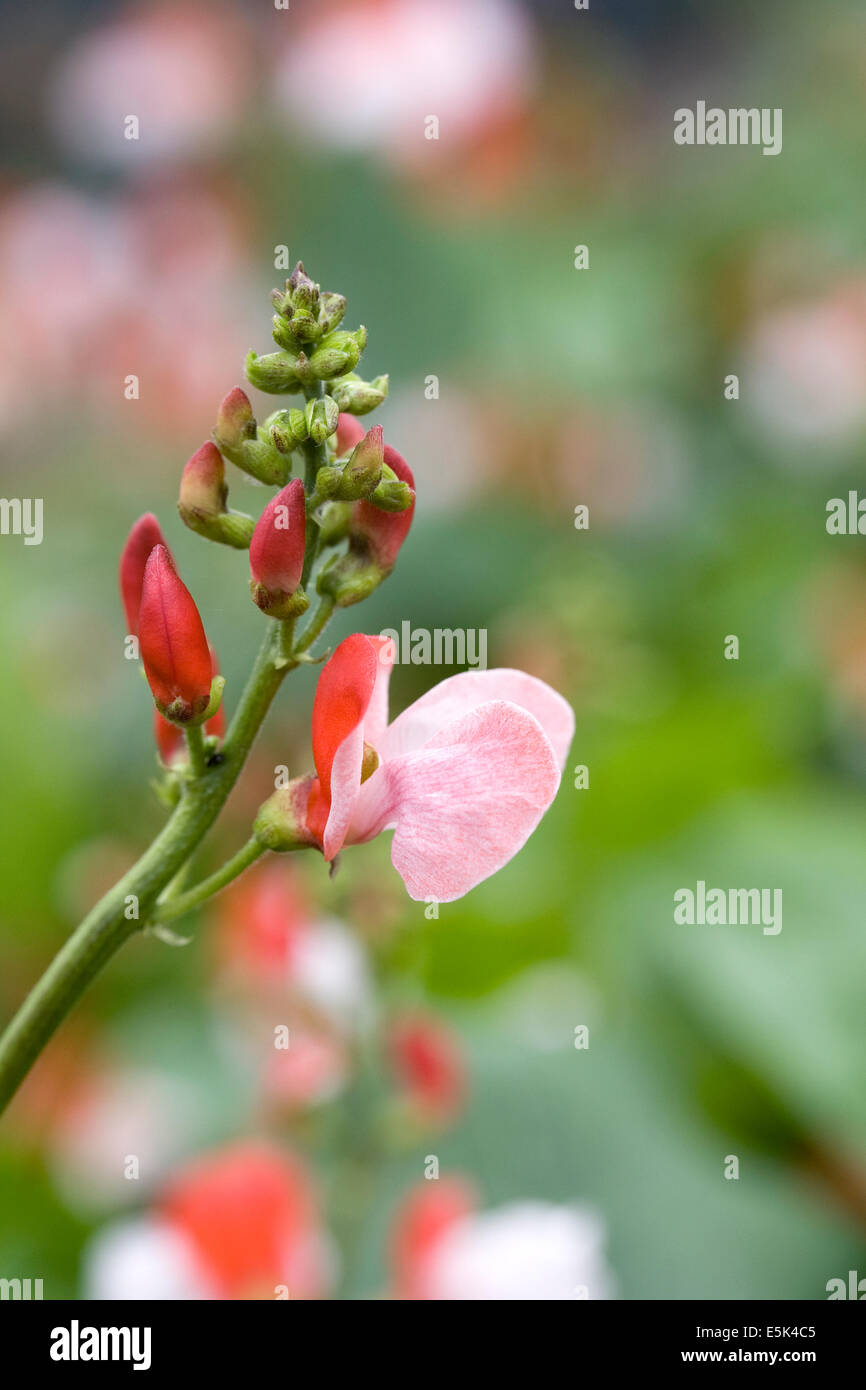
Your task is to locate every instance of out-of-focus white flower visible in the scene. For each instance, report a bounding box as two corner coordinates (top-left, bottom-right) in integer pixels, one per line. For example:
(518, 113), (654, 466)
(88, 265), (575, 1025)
(425, 1201), (614, 1300)
(745, 283), (866, 450)
(391, 1178), (614, 1300)
(51, 1067), (209, 1210)
(273, 0), (533, 163)
(49, 2), (251, 167)
(291, 916), (374, 1034)
(85, 1217), (217, 1301)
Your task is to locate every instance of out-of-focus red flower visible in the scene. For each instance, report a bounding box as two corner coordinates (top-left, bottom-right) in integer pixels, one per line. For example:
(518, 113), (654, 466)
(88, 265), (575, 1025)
(159, 1142), (328, 1299)
(387, 1011), (467, 1126)
(85, 1141), (334, 1299)
(390, 1176), (477, 1301)
(214, 860), (310, 989)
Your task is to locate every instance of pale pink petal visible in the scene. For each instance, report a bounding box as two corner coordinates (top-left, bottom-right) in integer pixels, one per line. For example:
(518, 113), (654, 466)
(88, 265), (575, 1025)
(365, 633), (396, 747)
(377, 668), (574, 770)
(323, 721), (367, 861)
(349, 700), (562, 901)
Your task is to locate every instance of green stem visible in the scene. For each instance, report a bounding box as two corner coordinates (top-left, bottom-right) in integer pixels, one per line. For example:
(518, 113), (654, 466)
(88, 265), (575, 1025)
(295, 593), (336, 655)
(185, 724), (209, 779)
(154, 837), (265, 924)
(0, 622), (290, 1117)
(300, 380), (328, 589)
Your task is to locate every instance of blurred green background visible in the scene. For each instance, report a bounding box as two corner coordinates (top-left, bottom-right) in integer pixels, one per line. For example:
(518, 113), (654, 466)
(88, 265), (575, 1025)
(1, 0), (866, 1298)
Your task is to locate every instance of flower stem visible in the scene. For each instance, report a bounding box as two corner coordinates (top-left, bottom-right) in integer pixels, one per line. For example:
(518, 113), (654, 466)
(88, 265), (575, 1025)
(0, 622), (291, 1117)
(295, 594), (335, 655)
(154, 837), (265, 924)
(185, 723), (209, 778)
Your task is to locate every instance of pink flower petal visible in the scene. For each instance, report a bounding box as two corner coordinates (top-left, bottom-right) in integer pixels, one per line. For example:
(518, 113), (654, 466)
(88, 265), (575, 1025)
(308, 632), (395, 858)
(377, 668), (574, 769)
(350, 699), (562, 900)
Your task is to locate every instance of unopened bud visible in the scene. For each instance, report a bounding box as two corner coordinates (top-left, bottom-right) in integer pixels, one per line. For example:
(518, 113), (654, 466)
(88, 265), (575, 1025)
(369, 462), (414, 512)
(310, 465), (342, 504)
(317, 447), (415, 607)
(308, 330), (363, 381)
(245, 349), (301, 394)
(253, 777), (318, 852)
(317, 501), (351, 547)
(139, 546), (214, 722)
(249, 479), (309, 619)
(304, 394), (339, 444)
(336, 425), (384, 500)
(216, 395), (290, 486)
(155, 644), (225, 764)
(332, 373), (388, 415)
(119, 513), (169, 636)
(214, 387), (256, 455)
(178, 442), (255, 549)
(318, 292), (346, 335)
(271, 315), (301, 352)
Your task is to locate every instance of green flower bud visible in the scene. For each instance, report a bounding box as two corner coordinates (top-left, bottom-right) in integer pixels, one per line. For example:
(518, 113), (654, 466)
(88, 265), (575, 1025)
(239, 438), (291, 487)
(214, 389), (289, 486)
(331, 373), (389, 415)
(245, 349), (301, 394)
(336, 425), (384, 500)
(253, 778), (317, 852)
(317, 501), (352, 546)
(316, 549), (384, 607)
(294, 351), (315, 388)
(304, 394), (339, 445)
(369, 462), (414, 512)
(318, 292), (347, 335)
(178, 442), (256, 549)
(214, 387), (257, 457)
(271, 315), (301, 352)
(308, 465), (342, 510)
(308, 343), (359, 381)
(263, 410), (296, 456)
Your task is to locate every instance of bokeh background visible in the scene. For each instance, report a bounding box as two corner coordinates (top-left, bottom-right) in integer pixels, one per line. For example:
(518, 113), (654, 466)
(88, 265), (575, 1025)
(2, 0), (866, 1298)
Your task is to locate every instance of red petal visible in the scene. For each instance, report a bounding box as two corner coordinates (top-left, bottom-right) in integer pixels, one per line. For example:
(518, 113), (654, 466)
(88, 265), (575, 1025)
(138, 545), (212, 717)
(160, 1142), (320, 1299)
(119, 513), (168, 636)
(306, 633), (381, 846)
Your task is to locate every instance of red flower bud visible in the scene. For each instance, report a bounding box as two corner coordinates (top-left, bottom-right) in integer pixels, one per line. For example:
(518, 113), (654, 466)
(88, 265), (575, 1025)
(138, 545), (213, 722)
(154, 645), (225, 762)
(350, 446), (415, 570)
(249, 479), (309, 619)
(119, 513), (169, 636)
(215, 386), (256, 454)
(179, 442), (227, 520)
(335, 412), (365, 457)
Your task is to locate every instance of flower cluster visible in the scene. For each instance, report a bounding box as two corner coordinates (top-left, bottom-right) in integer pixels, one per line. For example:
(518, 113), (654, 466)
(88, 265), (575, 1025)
(116, 261), (571, 903)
